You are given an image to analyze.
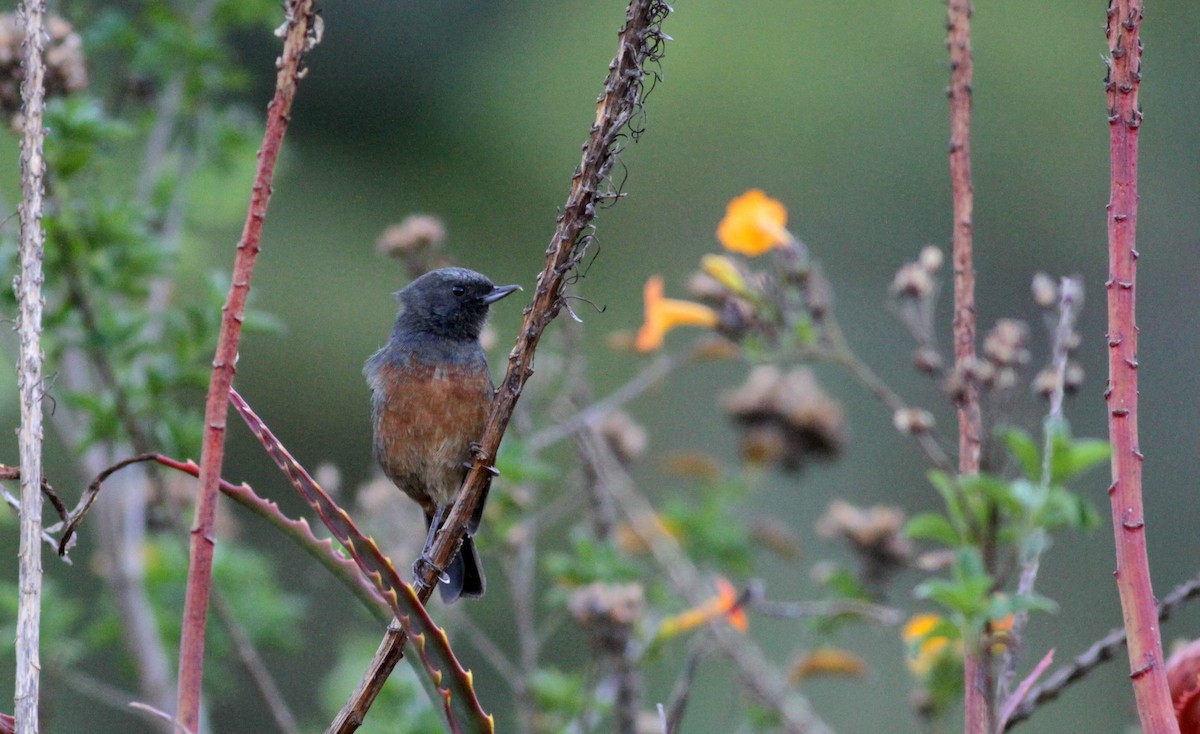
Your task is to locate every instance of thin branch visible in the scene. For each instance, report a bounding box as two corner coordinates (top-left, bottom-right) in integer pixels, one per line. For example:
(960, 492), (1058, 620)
(175, 3), (320, 730)
(211, 592), (301, 734)
(1001, 277), (1083, 702)
(329, 2), (671, 731)
(1005, 571), (1200, 729)
(15, 2), (49, 730)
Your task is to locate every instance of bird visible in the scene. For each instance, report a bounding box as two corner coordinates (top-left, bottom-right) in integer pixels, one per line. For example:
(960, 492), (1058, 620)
(364, 267), (521, 602)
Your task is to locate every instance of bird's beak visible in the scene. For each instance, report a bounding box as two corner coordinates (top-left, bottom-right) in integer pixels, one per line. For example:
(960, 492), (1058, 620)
(482, 283), (522, 305)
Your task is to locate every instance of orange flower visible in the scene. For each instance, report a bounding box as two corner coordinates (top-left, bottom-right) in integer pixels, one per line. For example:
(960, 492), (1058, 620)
(903, 614), (961, 677)
(658, 577), (748, 639)
(635, 276), (720, 352)
(791, 648), (869, 682)
(717, 189), (792, 256)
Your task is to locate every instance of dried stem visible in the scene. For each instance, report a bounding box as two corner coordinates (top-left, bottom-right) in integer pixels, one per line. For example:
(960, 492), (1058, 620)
(175, 3), (319, 729)
(15, 2), (49, 730)
(328, 2), (671, 730)
(1101, 2), (1176, 731)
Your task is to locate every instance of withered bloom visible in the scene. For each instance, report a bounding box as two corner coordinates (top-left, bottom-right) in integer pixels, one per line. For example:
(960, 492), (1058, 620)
(722, 365), (843, 472)
(817, 500), (913, 594)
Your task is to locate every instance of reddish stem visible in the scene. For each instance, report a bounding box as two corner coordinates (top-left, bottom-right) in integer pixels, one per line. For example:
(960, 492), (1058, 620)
(946, 0), (988, 732)
(1103, 2), (1177, 732)
(174, 3), (317, 730)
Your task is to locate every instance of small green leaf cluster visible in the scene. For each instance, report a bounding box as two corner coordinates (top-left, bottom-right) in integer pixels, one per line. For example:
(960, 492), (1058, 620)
(907, 421), (1108, 636)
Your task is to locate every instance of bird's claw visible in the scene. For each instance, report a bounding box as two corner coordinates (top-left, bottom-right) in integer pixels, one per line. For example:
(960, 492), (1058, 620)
(412, 556), (449, 588)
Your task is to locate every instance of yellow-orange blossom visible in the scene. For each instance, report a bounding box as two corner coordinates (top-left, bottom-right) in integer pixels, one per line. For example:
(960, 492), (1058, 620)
(717, 189), (792, 256)
(635, 275), (719, 352)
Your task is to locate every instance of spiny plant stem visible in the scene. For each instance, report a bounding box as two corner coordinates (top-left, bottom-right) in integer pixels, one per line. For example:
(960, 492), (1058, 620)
(946, 0), (989, 731)
(1102, 2), (1176, 731)
(175, 3), (319, 730)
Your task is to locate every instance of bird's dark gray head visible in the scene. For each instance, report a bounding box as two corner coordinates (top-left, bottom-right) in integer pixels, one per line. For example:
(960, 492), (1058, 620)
(394, 267), (521, 341)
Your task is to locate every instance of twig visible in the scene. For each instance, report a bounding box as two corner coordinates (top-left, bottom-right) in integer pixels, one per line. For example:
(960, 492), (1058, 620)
(1001, 278), (1083, 702)
(212, 592), (301, 734)
(662, 641), (706, 734)
(15, 2), (49, 730)
(1005, 571), (1200, 729)
(1102, 3), (1175, 731)
(175, 3), (320, 730)
(755, 599), (903, 626)
(526, 351), (679, 454)
(329, 2), (671, 730)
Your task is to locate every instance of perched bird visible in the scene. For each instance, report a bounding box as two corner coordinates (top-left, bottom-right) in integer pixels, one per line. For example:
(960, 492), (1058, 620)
(364, 267), (520, 602)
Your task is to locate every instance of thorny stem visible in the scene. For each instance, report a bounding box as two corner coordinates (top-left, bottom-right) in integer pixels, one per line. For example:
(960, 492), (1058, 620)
(176, 3), (319, 730)
(945, 0), (990, 731)
(1102, 2), (1176, 732)
(16, 2), (49, 731)
(329, 3), (671, 731)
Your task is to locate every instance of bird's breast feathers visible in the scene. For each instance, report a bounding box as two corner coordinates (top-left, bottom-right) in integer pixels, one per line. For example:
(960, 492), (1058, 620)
(369, 354), (493, 509)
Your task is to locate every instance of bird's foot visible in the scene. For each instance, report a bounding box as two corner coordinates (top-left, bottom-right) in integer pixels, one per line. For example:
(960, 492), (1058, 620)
(412, 556), (450, 590)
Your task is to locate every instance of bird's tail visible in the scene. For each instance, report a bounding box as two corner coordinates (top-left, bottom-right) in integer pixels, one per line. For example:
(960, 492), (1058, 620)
(440, 535), (486, 603)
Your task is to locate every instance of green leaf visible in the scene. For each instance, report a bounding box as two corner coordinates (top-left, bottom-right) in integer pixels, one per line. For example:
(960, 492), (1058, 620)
(1001, 427), (1041, 481)
(928, 470), (968, 536)
(1051, 438), (1111, 484)
(905, 513), (962, 546)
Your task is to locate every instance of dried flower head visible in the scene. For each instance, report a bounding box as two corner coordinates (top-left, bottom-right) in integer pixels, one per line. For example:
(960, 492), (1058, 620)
(918, 246), (944, 273)
(597, 410), (648, 465)
(893, 407), (935, 435)
(567, 582), (646, 629)
(817, 500), (913, 591)
(376, 214), (446, 256)
(749, 516), (803, 561)
(982, 319), (1031, 368)
(1031, 272), (1059, 309)
(722, 365), (844, 471)
(890, 262), (935, 300)
(0, 13), (88, 127)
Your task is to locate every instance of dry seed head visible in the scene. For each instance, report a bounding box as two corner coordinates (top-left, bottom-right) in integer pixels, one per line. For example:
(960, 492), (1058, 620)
(1031, 272), (1059, 309)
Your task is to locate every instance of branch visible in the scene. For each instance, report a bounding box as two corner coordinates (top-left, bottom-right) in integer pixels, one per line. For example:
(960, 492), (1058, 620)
(174, 3), (320, 730)
(1101, 2), (1176, 732)
(1005, 571), (1200, 729)
(329, 1), (672, 730)
(15, 1), (49, 730)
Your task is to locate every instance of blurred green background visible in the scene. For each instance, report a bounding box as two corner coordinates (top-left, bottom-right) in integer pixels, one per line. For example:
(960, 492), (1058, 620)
(4, 1), (1200, 731)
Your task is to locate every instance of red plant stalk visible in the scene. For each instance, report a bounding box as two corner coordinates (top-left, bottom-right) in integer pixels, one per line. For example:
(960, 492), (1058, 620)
(1103, 2), (1177, 732)
(946, 1), (988, 732)
(175, 3), (318, 730)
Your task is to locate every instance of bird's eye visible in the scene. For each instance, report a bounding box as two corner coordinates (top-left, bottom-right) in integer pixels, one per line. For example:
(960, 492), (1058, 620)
(451, 285), (466, 297)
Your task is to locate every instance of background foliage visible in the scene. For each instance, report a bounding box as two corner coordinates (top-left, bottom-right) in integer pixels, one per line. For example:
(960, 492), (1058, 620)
(1, 1), (1199, 732)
